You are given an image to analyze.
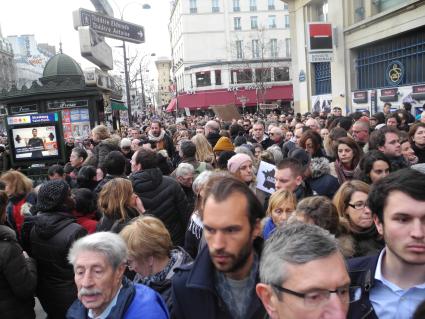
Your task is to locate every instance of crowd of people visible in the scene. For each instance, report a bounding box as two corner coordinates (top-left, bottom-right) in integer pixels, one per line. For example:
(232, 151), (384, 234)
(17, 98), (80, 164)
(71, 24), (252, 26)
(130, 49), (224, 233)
(0, 102), (425, 318)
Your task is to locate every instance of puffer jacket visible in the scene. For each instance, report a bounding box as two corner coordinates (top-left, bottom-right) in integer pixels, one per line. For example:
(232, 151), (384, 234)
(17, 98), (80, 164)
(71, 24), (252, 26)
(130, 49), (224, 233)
(0, 225), (37, 319)
(85, 136), (121, 168)
(29, 212), (87, 319)
(308, 157), (340, 198)
(131, 168), (189, 246)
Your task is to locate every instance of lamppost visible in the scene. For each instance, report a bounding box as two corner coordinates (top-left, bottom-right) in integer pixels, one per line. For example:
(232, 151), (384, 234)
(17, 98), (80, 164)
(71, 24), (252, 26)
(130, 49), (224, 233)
(112, 1), (151, 126)
(138, 53), (156, 115)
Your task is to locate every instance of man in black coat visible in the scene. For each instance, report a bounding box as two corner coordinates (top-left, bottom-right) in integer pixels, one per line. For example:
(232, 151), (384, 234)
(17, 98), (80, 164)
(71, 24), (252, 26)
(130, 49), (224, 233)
(172, 176), (266, 319)
(130, 148), (189, 246)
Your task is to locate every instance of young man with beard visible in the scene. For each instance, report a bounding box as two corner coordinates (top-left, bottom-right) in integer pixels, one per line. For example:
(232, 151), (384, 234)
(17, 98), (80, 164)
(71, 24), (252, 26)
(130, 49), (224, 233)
(348, 169), (425, 319)
(172, 175), (266, 319)
(376, 126), (408, 171)
(147, 120), (174, 158)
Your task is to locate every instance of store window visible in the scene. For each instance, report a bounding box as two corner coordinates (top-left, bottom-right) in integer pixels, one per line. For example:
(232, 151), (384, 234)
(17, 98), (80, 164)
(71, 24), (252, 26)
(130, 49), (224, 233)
(196, 71), (211, 87)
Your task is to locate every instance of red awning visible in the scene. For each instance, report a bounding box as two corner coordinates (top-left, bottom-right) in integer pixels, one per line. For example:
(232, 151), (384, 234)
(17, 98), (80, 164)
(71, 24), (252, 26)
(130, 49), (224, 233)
(173, 85), (292, 110)
(165, 98), (177, 112)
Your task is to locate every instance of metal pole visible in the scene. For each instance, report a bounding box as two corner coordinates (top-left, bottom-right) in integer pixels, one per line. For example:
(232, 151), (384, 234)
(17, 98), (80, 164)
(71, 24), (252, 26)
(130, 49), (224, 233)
(123, 41), (132, 126)
(139, 64), (146, 115)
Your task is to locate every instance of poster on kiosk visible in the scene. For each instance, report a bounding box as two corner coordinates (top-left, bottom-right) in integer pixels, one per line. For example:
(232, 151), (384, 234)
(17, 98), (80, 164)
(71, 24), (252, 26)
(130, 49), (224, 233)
(6, 112), (66, 167)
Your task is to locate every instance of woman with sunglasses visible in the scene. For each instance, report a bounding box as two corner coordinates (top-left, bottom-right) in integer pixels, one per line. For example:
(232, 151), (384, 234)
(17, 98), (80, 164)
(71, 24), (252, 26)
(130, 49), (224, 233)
(333, 180), (384, 257)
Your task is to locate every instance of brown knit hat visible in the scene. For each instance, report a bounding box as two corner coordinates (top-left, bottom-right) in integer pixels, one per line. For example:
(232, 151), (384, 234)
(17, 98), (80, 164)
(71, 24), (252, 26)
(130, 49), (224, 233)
(213, 137), (235, 152)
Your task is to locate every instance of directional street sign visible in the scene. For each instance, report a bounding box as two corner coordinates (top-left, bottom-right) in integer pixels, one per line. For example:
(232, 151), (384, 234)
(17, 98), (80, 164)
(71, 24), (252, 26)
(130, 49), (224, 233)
(73, 8), (145, 44)
(78, 26), (113, 70)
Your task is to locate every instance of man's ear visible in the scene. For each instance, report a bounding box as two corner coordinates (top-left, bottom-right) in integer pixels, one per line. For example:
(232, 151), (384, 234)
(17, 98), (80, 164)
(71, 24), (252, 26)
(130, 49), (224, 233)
(295, 175), (303, 186)
(374, 215), (384, 236)
(256, 283), (279, 319)
(378, 146), (385, 153)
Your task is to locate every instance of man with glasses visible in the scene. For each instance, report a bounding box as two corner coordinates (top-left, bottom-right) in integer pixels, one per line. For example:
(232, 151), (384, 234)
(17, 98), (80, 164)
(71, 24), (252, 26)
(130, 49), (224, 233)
(348, 168), (425, 319)
(269, 127), (285, 148)
(256, 223), (359, 319)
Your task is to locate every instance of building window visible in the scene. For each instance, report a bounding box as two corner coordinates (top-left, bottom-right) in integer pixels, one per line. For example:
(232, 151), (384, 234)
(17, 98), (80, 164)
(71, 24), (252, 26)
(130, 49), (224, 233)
(268, 15), (276, 28)
(314, 62), (331, 95)
(212, 0), (219, 12)
(252, 39), (260, 58)
(355, 27), (425, 90)
(255, 68), (272, 82)
(284, 3), (288, 10)
(270, 39), (278, 58)
(285, 38), (291, 57)
(284, 15), (290, 28)
(231, 69), (253, 84)
(215, 70), (222, 85)
(236, 40), (243, 59)
(250, 0), (257, 11)
(233, 0), (240, 11)
(251, 16), (258, 29)
(189, 0), (197, 13)
(196, 71), (211, 87)
(274, 67), (290, 81)
(268, 0), (275, 10)
(234, 17), (241, 30)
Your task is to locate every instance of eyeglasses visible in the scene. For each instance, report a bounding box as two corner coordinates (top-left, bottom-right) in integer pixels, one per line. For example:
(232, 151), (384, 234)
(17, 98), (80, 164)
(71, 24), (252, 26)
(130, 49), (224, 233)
(348, 202), (368, 210)
(272, 284), (362, 308)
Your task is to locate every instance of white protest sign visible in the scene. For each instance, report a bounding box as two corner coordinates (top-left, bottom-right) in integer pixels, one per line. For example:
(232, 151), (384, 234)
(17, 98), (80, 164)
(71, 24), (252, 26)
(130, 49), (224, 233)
(256, 161), (276, 194)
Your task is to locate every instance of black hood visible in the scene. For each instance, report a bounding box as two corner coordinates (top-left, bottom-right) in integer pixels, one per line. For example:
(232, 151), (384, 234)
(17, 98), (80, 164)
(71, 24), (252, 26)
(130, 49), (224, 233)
(131, 168), (163, 192)
(34, 212), (76, 240)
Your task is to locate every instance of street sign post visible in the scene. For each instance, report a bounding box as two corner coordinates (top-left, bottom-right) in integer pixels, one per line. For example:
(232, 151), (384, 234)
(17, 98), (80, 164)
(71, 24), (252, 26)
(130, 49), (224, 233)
(73, 8), (145, 44)
(78, 26), (113, 70)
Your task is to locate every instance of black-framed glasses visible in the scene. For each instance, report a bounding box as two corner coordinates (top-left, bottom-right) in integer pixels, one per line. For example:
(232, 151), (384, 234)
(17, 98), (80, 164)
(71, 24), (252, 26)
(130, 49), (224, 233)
(348, 202), (368, 210)
(272, 285), (362, 307)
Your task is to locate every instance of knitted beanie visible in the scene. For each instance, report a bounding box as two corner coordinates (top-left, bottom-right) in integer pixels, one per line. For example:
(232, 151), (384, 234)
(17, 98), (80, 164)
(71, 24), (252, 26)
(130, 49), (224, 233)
(213, 137), (235, 152)
(36, 180), (70, 212)
(227, 153), (253, 173)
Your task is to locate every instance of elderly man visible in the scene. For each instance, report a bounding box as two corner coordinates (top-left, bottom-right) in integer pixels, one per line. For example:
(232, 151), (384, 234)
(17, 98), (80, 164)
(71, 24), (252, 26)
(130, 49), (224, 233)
(256, 223), (358, 319)
(269, 126), (285, 148)
(204, 120), (221, 148)
(66, 232), (169, 319)
(351, 120), (370, 150)
(248, 121), (273, 149)
(175, 163), (196, 213)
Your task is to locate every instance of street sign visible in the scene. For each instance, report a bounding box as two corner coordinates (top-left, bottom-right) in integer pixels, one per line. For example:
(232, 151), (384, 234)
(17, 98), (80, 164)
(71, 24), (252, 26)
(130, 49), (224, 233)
(79, 26), (113, 70)
(73, 8), (145, 44)
(308, 52), (334, 63)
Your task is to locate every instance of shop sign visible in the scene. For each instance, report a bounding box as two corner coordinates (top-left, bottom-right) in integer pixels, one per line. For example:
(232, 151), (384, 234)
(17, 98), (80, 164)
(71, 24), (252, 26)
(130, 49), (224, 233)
(386, 60), (404, 86)
(47, 100), (89, 110)
(10, 104), (38, 114)
(353, 91), (368, 104)
(380, 88), (399, 102)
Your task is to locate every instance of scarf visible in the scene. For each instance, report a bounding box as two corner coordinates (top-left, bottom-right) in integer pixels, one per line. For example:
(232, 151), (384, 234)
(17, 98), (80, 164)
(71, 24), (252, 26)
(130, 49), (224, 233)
(134, 250), (178, 286)
(187, 212), (203, 240)
(334, 159), (355, 183)
(148, 129), (165, 142)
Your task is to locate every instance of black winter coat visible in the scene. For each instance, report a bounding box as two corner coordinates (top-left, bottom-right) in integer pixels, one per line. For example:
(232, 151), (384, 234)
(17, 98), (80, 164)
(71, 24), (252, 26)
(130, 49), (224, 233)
(85, 137), (121, 168)
(96, 206), (140, 233)
(29, 212), (87, 319)
(172, 245), (266, 319)
(0, 225), (37, 319)
(131, 168), (189, 246)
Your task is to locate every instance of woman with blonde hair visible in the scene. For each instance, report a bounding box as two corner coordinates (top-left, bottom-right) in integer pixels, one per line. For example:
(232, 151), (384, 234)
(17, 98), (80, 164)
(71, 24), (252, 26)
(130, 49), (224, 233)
(0, 170), (36, 239)
(97, 178), (144, 233)
(120, 215), (192, 311)
(333, 180), (384, 257)
(191, 133), (215, 165)
(262, 189), (297, 240)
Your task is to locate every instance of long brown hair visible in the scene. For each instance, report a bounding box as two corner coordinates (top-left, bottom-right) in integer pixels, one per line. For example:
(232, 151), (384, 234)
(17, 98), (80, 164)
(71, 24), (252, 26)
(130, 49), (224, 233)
(98, 178), (133, 221)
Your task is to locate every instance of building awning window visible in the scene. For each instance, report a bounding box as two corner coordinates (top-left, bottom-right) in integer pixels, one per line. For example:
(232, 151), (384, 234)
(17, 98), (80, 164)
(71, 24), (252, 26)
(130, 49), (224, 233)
(111, 100), (127, 111)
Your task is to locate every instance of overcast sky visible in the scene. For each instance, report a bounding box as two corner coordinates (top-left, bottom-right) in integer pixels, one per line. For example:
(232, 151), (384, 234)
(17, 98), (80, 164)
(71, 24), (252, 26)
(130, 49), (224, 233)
(0, 0), (172, 79)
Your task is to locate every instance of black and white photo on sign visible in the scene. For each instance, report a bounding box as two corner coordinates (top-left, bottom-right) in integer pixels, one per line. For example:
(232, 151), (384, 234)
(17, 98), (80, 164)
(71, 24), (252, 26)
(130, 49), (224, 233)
(256, 161), (276, 194)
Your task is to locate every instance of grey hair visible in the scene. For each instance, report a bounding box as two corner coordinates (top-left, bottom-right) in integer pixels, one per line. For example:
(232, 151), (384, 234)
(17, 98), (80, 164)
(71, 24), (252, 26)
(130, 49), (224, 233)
(259, 223), (338, 286)
(266, 145), (283, 164)
(176, 163), (195, 178)
(234, 146), (254, 159)
(192, 170), (214, 194)
(68, 232), (128, 270)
